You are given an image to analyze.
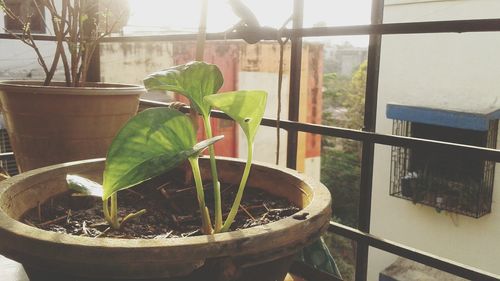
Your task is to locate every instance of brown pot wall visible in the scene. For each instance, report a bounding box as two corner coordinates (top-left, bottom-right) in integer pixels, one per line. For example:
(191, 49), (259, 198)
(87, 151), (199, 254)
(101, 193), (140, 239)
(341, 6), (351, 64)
(0, 81), (145, 172)
(0, 158), (332, 281)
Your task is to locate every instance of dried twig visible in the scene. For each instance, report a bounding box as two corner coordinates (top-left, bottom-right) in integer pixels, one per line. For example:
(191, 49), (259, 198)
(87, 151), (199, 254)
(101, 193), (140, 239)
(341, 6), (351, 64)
(160, 187), (182, 213)
(222, 204), (265, 217)
(37, 201), (42, 222)
(24, 219), (35, 227)
(95, 226), (111, 238)
(82, 221), (90, 236)
(181, 229), (200, 237)
(126, 188), (145, 199)
(240, 205), (256, 221)
(66, 209), (72, 224)
(38, 214), (68, 227)
(155, 230), (173, 239)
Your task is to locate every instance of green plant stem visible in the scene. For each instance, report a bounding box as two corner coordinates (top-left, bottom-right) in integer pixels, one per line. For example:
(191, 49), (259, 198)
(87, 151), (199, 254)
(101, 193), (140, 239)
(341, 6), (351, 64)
(203, 116), (222, 233)
(188, 157), (214, 235)
(120, 209), (147, 226)
(103, 197), (112, 223)
(221, 141), (253, 232)
(103, 196), (120, 229)
(112, 193), (120, 229)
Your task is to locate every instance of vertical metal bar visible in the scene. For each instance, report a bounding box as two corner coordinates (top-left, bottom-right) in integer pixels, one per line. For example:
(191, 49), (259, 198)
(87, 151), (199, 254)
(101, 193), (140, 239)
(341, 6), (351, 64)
(355, 0), (384, 280)
(87, 45), (101, 82)
(86, 0), (101, 83)
(286, 0), (304, 169)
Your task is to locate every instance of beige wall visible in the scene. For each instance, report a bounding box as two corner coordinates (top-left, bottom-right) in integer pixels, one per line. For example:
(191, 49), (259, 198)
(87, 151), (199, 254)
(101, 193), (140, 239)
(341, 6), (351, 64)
(370, 0), (500, 280)
(100, 42), (174, 85)
(100, 41), (175, 102)
(238, 42), (322, 181)
(237, 71), (290, 166)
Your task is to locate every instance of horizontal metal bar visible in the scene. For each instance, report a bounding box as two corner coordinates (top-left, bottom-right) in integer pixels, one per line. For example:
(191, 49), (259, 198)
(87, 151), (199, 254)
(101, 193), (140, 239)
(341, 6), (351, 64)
(329, 222), (500, 281)
(295, 18), (500, 37)
(277, 120), (500, 162)
(2, 18), (500, 43)
(0, 152), (14, 161)
(0, 33), (55, 41)
(140, 99), (500, 162)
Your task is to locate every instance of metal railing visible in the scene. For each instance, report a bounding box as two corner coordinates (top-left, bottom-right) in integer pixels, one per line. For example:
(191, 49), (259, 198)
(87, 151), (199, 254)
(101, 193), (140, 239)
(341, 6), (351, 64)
(2, 0), (500, 280)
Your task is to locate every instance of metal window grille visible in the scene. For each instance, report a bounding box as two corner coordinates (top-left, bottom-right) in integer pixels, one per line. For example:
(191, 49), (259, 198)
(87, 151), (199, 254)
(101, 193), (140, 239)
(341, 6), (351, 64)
(390, 120), (496, 218)
(0, 129), (18, 176)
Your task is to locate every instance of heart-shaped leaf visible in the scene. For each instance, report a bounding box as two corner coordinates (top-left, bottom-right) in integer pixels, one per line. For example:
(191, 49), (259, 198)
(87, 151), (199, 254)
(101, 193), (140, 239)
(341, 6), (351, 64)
(143, 61), (224, 117)
(204, 90), (267, 143)
(102, 108), (196, 200)
(66, 175), (103, 197)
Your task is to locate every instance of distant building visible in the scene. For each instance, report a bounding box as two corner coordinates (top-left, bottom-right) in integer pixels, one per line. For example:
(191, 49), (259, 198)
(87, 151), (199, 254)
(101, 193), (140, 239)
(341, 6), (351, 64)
(371, 1), (500, 280)
(324, 42), (367, 76)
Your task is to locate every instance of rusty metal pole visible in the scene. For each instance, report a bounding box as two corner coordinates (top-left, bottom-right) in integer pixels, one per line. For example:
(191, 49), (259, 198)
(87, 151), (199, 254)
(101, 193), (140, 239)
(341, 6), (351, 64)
(86, 0), (101, 83)
(286, 0), (304, 169)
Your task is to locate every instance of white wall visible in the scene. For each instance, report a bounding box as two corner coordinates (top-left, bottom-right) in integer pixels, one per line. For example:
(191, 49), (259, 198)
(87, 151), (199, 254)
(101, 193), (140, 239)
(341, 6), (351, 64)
(370, 0), (500, 280)
(304, 156), (321, 181)
(238, 71), (290, 166)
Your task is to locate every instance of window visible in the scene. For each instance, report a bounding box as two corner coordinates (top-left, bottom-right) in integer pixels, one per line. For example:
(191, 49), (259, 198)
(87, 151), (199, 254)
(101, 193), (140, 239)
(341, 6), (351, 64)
(4, 0), (45, 34)
(388, 104), (498, 218)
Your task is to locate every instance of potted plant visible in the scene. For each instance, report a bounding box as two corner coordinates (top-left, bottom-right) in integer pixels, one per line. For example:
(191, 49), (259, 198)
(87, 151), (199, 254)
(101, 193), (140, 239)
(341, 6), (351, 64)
(0, 62), (331, 280)
(0, 0), (145, 172)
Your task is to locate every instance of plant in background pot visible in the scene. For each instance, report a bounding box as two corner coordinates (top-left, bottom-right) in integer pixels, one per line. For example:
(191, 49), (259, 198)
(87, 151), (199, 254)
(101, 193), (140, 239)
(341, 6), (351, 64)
(0, 0), (144, 172)
(0, 61), (332, 281)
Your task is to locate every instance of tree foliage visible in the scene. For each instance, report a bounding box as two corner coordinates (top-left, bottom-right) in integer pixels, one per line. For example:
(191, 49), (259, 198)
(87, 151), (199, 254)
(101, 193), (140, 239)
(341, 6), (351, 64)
(322, 60), (367, 224)
(321, 60), (367, 281)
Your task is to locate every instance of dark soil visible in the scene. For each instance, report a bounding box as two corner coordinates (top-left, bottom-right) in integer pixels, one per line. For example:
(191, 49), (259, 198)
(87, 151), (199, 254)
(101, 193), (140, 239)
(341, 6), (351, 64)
(22, 174), (299, 239)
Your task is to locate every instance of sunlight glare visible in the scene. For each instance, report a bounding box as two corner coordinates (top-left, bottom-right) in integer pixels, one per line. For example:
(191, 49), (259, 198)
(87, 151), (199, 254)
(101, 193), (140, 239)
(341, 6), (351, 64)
(126, 0), (372, 39)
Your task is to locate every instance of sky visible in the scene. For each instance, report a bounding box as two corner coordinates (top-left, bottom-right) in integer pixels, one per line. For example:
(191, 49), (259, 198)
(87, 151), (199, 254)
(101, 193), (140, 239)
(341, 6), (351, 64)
(126, 0), (372, 46)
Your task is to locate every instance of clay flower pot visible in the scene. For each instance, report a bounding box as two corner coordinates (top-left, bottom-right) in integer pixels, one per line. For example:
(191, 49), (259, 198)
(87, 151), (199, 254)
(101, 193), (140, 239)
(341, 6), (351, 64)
(0, 81), (145, 172)
(0, 158), (331, 281)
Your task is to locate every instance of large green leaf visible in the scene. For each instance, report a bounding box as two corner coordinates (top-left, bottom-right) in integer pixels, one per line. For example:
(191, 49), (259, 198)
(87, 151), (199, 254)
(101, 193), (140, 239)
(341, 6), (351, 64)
(102, 107), (224, 200)
(143, 61), (224, 117)
(102, 108), (225, 200)
(204, 91), (267, 143)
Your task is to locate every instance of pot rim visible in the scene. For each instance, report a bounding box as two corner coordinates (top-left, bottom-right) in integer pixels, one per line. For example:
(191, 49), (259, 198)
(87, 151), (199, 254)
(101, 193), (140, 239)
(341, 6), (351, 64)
(0, 157), (331, 254)
(0, 80), (145, 96)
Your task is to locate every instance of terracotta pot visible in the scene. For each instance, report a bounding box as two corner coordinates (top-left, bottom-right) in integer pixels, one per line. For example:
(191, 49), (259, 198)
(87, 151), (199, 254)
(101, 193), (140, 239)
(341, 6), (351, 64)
(0, 158), (331, 281)
(0, 81), (145, 172)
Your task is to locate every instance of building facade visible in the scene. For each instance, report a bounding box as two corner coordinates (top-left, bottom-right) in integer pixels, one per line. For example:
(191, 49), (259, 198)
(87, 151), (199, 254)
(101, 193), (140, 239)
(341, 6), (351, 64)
(371, 0), (500, 280)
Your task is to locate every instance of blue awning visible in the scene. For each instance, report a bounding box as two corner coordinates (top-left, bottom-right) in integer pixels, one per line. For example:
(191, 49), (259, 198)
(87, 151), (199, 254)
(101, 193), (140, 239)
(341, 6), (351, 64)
(386, 103), (500, 131)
